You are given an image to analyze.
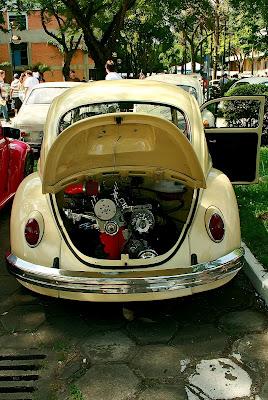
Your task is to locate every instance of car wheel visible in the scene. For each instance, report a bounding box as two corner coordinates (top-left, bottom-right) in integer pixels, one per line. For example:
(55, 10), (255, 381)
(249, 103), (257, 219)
(24, 153), (34, 177)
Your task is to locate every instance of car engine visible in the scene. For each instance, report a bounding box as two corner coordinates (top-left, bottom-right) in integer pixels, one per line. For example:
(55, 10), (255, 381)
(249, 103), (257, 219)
(59, 177), (187, 260)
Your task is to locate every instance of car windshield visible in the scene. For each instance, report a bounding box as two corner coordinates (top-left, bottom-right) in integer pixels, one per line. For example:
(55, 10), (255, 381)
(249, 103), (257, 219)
(26, 87), (70, 105)
(58, 101), (190, 139)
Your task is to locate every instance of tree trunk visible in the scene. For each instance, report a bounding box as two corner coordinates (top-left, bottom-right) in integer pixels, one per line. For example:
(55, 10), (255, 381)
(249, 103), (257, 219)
(213, 0), (220, 79)
(62, 51), (75, 80)
(190, 43), (195, 73)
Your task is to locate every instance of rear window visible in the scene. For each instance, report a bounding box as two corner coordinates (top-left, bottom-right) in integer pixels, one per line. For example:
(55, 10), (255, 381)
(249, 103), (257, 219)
(26, 87), (70, 105)
(58, 101), (191, 140)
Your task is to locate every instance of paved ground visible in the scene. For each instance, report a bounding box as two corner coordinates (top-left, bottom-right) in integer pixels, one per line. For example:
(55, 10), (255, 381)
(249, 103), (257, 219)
(1, 204), (268, 400)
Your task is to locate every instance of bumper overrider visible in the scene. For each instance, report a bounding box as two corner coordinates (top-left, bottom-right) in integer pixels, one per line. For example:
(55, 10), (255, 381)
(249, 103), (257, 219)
(6, 248), (244, 298)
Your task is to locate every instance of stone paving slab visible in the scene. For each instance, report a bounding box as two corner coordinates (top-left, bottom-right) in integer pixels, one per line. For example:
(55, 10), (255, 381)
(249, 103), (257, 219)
(232, 332), (268, 365)
(131, 345), (184, 380)
(171, 324), (229, 359)
(82, 329), (136, 362)
(138, 384), (187, 400)
(0, 305), (46, 332)
(219, 310), (268, 335)
(76, 364), (140, 400)
(127, 316), (178, 344)
(0, 333), (42, 349)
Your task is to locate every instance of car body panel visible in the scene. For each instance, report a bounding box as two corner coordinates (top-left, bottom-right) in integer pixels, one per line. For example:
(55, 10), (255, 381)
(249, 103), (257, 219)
(40, 80), (210, 180)
(7, 80), (262, 301)
(0, 125), (32, 209)
(229, 76), (268, 91)
(42, 113), (206, 194)
(200, 96), (265, 184)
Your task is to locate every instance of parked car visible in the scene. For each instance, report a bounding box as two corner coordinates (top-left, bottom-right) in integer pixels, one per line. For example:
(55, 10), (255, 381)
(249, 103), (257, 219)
(0, 122), (33, 209)
(6, 80), (265, 302)
(12, 81), (82, 158)
(146, 74), (214, 127)
(228, 76), (268, 91)
(146, 74), (205, 104)
(209, 79), (220, 87)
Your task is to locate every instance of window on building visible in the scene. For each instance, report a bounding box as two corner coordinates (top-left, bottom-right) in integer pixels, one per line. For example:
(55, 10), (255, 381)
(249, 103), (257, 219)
(10, 42), (28, 68)
(8, 13), (28, 31)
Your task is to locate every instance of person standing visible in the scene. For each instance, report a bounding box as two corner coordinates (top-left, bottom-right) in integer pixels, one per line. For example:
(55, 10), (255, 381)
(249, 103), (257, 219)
(67, 70), (81, 82)
(0, 70), (10, 122)
(32, 67), (40, 81)
(138, 71), (145, 79)
(10, 73), (22, 115)
(219, 73), (229, 86)
(18, 72), (26, 102)
(24, 70), (39, 97)
(105, 60), (122, 80)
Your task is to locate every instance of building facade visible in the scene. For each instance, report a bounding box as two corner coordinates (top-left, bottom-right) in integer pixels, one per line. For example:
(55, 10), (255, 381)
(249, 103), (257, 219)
(0, 10), (94, 82)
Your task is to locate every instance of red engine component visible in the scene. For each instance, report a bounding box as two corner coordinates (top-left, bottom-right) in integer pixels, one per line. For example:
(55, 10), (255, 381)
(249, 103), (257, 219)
(99, 228), (126, 260)
(64, 180), (100, 196)
(64, 183), (84, 195)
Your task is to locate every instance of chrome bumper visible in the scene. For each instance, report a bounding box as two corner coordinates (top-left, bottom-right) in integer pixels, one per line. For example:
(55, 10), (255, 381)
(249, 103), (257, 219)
(6, 248), (244, 296)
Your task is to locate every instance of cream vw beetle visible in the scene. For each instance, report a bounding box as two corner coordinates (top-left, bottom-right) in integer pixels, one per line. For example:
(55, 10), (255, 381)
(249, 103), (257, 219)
(6, 80), (265, 302)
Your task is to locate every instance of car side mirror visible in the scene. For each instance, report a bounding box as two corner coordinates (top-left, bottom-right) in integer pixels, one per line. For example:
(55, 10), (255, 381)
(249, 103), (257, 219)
(2, 127), (21, 140)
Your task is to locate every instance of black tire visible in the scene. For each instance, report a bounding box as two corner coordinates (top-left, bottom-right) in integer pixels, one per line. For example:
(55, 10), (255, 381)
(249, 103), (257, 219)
(24, 153), (34, 178)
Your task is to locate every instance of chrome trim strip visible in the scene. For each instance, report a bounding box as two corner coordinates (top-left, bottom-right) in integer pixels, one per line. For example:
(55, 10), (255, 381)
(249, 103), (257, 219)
(6, 248), (244, 295)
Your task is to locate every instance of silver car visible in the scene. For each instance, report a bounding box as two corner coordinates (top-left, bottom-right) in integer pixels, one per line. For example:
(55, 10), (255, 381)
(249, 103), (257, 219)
(13, 81), (82, 157)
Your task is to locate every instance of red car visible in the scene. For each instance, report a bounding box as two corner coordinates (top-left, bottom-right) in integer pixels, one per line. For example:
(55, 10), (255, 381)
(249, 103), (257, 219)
(0, 122), (33, 209)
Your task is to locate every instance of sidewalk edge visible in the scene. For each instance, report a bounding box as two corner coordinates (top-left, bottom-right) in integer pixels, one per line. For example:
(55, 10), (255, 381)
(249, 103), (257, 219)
(242, 241), (268, 306)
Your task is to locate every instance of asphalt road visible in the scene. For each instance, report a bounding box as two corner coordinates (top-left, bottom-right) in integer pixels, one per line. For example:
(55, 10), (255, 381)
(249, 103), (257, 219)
(0, 204), (268, 400)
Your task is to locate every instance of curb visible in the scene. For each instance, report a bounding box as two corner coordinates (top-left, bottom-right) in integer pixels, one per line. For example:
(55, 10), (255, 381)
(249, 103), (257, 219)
(242, 241), (268, 306)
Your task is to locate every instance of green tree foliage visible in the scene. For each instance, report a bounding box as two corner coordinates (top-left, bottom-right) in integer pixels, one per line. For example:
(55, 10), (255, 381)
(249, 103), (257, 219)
(117, 0), (175, 76)
(225, 83), (268, 144)
(39, 0), (83, 80)
(3, 0), (268, 79)
(166, 0), (215, 73)
(228, 5), (265, 73)
(59, 0), (139, 78)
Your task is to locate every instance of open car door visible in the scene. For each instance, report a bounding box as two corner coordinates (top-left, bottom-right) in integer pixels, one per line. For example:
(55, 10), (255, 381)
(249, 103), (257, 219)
(200, 96), (265, 184)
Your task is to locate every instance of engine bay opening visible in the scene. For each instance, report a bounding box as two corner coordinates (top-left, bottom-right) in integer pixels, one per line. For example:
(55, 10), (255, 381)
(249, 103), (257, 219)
(55, 175), (194, 261)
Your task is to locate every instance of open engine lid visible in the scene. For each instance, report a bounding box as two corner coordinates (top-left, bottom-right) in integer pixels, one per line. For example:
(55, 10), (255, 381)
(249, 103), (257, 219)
(42, 113), (206, 194)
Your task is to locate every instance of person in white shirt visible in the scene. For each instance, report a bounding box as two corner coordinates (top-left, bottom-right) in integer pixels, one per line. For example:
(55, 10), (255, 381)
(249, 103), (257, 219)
(10, 73), (22, 115)
(0, 70), (10, 122)
(105, 60), (122, 80)
(24, 70), (39, 97)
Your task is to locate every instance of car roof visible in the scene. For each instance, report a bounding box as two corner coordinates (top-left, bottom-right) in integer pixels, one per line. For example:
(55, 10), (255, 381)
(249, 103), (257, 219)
(146, 74), (201, 89)
(236, 76), (268, 84)
(30, 81), (83, 89)
(47, 79), (196, 118)
(44, 80), (200, 146)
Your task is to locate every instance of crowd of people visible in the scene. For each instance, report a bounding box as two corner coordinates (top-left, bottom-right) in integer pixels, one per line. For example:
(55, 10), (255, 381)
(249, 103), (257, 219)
(0, 60), (141, 122)
(0, 69), (45, 121)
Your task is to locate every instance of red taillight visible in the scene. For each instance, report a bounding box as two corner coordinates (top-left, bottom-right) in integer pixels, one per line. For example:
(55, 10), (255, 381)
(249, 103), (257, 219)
(24, 218), (40, 247)
(20, 131), (29, 138)
(208, 213), (225, 242)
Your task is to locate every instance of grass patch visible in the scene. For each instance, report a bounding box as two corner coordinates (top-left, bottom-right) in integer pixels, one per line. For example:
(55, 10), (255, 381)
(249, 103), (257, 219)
(235, 147), (268, 267)
(69, 384), (84, 400)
